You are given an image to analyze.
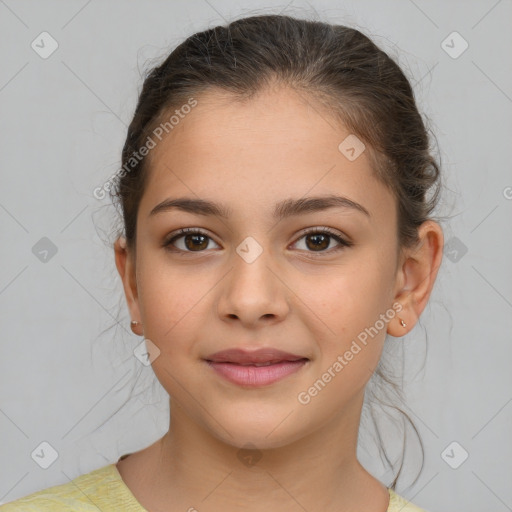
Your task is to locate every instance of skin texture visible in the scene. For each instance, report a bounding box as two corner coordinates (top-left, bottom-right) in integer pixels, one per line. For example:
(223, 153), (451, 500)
(113, 84), (444, 512)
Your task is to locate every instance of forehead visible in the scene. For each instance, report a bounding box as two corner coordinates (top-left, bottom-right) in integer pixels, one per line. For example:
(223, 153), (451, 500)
(151, 85), (347, 162)
(139, 85), (395, 225)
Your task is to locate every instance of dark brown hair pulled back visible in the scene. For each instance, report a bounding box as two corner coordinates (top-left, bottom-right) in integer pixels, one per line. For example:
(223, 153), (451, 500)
(111, 13), (442, 491)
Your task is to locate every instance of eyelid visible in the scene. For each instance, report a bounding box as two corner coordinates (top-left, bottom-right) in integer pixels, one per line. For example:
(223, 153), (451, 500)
(162, 227), (218, 247)
(289, 226), (353, 254)
(164, 226), (348, 241)
(293, 225), (349, 241)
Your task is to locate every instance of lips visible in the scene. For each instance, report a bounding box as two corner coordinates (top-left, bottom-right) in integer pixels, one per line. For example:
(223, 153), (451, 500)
(204, 348), (309, 387)
(205, 348), (307, 365)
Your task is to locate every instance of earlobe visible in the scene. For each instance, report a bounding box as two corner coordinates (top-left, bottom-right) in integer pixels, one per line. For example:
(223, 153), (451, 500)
(388, 220), (444, 337)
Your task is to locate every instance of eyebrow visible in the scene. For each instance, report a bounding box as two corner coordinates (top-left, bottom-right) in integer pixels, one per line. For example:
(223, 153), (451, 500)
(148, 194), (371, 220)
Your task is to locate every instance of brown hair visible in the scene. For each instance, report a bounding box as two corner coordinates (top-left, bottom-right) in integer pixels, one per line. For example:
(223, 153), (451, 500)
(110, 13), (442, 491)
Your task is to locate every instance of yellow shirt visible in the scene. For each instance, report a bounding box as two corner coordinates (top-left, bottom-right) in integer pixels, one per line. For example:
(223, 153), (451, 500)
(0, 463), (428, 511)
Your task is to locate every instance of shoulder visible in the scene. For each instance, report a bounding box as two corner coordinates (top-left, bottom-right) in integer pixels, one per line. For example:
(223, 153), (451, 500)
(0, 464), (145, 511)
(387, 488), (429, 512)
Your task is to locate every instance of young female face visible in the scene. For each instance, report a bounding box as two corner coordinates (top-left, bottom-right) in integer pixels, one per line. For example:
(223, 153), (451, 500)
(115, 84), (442, 451)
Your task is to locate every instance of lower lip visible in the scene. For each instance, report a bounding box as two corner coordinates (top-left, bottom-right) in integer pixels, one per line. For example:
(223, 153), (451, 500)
(205, 359), (308, 387)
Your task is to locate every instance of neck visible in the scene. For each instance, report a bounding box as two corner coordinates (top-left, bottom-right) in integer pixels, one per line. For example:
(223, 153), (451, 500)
(122, 393), (390, 512)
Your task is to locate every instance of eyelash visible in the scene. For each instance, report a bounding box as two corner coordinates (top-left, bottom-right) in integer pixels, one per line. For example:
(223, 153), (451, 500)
(162, 226), (353, 257)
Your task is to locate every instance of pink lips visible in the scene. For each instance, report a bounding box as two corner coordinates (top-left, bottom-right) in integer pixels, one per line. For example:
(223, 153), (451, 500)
(205, 348), (308, 387)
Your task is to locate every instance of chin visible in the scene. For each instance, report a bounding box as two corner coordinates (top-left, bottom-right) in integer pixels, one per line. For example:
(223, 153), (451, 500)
(205, 409), (308, 452)
(217, 430), (294, 452)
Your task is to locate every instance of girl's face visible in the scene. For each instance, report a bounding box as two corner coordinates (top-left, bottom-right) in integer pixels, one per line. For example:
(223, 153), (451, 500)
(119, 85), (410, 449)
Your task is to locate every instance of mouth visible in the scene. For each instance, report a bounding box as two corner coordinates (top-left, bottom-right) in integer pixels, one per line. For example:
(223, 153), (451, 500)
(204, 348), (309, 387)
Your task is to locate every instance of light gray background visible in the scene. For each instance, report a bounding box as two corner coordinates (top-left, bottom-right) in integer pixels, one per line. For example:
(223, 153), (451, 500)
(1, 1), (511, 511)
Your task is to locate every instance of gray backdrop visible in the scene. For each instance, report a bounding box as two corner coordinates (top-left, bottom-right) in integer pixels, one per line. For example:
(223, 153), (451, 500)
(1, 1), (511, 511)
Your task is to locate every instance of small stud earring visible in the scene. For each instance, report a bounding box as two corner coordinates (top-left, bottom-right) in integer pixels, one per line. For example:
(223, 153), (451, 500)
(130, 320), (142, 335)
(399, 318), (407, 328)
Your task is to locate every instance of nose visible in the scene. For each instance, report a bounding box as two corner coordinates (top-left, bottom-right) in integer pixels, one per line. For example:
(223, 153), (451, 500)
(216, 244), (290, 328)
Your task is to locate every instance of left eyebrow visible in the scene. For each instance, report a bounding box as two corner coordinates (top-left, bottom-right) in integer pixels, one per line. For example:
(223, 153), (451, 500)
(148, 194), (371, 220)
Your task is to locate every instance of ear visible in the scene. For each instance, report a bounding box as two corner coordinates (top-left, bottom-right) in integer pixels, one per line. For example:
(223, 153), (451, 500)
(387, 220), (444, 336)
(114, 236), (143, 335)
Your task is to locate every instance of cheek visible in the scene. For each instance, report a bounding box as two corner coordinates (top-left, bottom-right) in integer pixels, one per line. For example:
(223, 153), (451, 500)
(136, 265), (211, 400)
(136, 262), (208, 356)
(311, 257), (394, 361)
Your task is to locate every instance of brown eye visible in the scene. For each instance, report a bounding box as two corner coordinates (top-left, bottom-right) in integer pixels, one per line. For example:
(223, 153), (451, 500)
(163, 228), (220, 253)
(292, 228), (352, 255)
(182, 233), (209, 251)
(304, 233), (330, 251)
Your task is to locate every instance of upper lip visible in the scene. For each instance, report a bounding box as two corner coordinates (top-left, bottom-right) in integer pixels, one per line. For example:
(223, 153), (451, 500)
(205, 348), (308, 365)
